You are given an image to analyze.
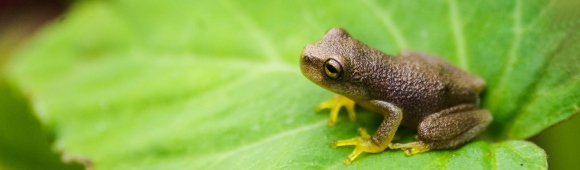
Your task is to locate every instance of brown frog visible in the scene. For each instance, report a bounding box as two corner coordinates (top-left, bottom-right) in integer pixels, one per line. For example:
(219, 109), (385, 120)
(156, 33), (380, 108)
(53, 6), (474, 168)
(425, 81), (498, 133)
(300, 27), (492, 165)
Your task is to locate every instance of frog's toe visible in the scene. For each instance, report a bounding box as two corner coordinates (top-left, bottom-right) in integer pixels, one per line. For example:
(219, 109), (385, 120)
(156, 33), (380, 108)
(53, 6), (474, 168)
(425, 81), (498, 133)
(343, 149), (363, 165)
(344, 101), (356, 121)
(314, 96), (335, 111)
(357, 127), (371, 138)
(390, 141), (430, 155)
(330, 128), (387, 165)
(330, 128), (371, 148)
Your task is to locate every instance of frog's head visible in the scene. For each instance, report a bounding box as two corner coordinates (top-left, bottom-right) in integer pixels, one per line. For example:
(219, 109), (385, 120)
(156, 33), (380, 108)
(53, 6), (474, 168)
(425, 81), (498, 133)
(300, 27), (370, 101)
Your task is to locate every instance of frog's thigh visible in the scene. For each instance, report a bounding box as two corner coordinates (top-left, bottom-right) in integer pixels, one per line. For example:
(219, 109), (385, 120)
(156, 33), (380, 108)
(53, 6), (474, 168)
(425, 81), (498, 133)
(417, 105), (492, 149)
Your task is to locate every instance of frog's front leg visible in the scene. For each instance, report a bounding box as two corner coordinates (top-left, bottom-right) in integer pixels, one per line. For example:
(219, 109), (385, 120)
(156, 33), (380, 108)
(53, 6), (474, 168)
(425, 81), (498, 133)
(315, 94), (356, 126)
(331, 100), (402, 165)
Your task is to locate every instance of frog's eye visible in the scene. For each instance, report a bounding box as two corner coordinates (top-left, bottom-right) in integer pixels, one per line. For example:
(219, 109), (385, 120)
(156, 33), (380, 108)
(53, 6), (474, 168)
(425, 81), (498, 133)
(324, 58), (343, 79)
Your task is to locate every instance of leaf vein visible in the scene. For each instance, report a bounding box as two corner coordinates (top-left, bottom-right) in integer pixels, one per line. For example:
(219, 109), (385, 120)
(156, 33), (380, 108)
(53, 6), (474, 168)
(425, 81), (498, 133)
(522, 1), (555, 30)
(362, 0), (409, 49)
(447, 0), (468, 70)
(489, 0), (522, 111)
(221, 0), (281, 62)
(503, 142), (545, 169)
(490, 143), (497, 170)
(155, 55), (297, 73)
(502, 22), (580, 139)
(198, 120), (326, 165)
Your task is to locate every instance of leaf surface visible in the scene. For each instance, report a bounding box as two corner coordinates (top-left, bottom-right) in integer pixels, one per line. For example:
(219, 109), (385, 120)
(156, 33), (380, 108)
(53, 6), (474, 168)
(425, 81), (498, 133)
(6, 0), (580, 169)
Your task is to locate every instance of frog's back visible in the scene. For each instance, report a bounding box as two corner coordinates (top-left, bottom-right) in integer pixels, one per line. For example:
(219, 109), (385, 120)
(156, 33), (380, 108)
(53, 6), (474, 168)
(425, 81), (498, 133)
(363, 51), (484, 127)
(399, 51), (486, 93)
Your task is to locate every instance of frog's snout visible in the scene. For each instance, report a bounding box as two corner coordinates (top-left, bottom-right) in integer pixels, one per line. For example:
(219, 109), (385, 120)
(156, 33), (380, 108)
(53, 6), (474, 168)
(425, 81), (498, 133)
(300, 45), (313, 62)
(300, 46), (315, 69)
(300, 50), (322, 83)
(300, 53), (313, 74)
(301, 53), (313, 64)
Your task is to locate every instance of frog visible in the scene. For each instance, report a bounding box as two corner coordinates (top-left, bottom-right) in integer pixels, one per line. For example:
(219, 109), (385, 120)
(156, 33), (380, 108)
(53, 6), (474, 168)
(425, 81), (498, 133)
(300, 27), (492, 165)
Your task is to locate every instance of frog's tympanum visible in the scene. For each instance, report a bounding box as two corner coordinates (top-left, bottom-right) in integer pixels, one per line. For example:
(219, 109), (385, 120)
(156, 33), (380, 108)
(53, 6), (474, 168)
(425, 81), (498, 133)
(300, 28), (492, 165)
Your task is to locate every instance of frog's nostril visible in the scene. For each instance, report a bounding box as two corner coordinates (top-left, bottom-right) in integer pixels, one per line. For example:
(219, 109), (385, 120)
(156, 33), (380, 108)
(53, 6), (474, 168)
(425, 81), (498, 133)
(303, 55), (311, 62)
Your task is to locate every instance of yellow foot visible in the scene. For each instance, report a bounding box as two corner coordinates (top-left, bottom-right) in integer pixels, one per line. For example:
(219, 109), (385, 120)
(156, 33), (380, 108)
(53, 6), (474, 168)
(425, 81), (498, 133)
(315, 94), (356, 126)
(389, 141), (430, 156)
(330, 128), (387, 165)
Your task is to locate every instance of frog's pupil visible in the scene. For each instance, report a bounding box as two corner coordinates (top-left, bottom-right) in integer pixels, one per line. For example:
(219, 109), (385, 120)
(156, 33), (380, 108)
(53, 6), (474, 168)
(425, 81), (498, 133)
(326, 64), (337, 73)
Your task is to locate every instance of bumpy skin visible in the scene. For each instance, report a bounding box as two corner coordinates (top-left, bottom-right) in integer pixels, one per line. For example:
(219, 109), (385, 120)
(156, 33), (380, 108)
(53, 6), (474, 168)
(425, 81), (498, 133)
(300, 27), (492, 164)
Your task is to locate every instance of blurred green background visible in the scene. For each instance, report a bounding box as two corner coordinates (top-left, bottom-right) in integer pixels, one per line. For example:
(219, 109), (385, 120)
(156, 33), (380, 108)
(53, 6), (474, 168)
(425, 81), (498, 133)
(0, 0), (578, 169)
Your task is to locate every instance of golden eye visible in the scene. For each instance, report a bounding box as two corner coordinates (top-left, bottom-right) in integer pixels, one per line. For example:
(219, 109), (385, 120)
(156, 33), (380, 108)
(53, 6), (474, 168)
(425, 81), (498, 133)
(324, 58), (343, 79)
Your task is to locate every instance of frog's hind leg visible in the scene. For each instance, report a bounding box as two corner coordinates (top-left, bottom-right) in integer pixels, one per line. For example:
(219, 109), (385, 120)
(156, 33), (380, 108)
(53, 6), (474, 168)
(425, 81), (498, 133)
(390, 104), (492, 155)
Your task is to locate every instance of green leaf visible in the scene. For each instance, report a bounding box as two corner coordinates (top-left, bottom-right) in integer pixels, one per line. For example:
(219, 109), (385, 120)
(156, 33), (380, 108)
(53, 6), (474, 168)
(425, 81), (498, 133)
(4, 0), (579, 169)
(0, 80), (83, 170)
